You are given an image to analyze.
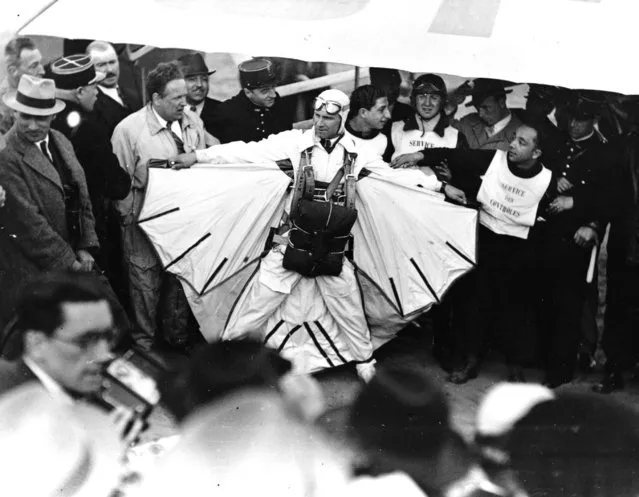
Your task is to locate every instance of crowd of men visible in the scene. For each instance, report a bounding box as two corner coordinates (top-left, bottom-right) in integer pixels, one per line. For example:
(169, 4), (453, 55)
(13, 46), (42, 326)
(0, 34), (638, 497)
(0, 35), (638, 395)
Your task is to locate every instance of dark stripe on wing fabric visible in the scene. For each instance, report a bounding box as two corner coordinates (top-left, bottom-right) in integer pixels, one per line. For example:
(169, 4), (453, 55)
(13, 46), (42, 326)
(137, 206), (180, 224)
(389, 277), (404, 317)
(199, 257), (228, 295)
(446, 241), (476, 266)
(264, 320), (285, 345)
(277, 324), (302, 353)
(165, 233), (211, 270)
(314, 321), (347, 364)
(410, 258), (441, 304)
(304, 322), (334, 368)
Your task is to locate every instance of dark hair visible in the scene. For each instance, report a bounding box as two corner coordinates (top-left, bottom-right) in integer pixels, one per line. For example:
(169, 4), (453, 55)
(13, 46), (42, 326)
(4, 37), (37, 67)
(145, 61), (184, 103)
(517, 116), (545, 151)
(506, 393), (639, 497)
(161, 339), (292, 422)
(348, 84), (387, 120)
(14, 271), (109, 339)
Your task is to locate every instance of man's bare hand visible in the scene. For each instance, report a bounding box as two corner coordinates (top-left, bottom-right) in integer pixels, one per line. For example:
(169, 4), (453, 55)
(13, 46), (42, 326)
(76, 249), (95, 272)
(548, 195), (574, 214)
(574, 226), (599, 248)
(0, 185), (5, 208)
(391, 152), (424, 169)
(444, 184), (467, 205)
(556, 177), (574, 194)
(434, 162), (452, 181)
(110, 406), (146, 447)
(170, 152), (197, 169)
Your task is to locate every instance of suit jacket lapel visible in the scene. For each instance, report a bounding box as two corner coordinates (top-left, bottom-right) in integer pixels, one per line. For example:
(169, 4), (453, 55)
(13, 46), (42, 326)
(11, 131), (64, 193)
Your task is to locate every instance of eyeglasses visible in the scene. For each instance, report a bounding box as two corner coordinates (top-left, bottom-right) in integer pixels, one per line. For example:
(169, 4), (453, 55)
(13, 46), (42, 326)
(314, 97), (344, 115)
(50, 329), (117, 351)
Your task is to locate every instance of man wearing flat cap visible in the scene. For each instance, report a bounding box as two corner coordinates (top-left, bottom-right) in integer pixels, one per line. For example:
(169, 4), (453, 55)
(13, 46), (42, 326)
(454, 78), (523, 151)
(178, 52), (221, 137)
(50, 54), (132, 295)
(0, 75), (99, 331)
(208, 58), (294, 143)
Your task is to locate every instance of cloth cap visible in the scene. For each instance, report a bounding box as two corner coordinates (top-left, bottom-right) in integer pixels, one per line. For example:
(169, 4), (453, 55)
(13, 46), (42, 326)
(239, 58), (278, 89)
(412, 73), (447, 97)
(317, 88), (350, 134)
(51, 54), (106, 90)
(2, 74), (66, 116)
(0, 383), (123, 497)
(467, 78), (513, 108)
(178, 52), (216, 77)
(475, 382), (555, 438)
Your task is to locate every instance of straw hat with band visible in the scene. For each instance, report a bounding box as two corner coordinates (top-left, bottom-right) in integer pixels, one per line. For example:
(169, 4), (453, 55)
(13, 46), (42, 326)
(3, 74), (66, 116)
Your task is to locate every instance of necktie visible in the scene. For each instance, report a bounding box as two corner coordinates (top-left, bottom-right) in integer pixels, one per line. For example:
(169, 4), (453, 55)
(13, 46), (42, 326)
(320, 138), (333, 153)
(39, 141), (53, 162)
(486, 125), (495, 137)
(166, 121), (185, 154)
(190, 105), (197, 113)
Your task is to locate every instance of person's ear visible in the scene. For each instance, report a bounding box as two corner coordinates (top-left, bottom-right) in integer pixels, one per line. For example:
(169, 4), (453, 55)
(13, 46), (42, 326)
(24, 330), (47, 358)
(358, 107), (368, 119)
(532, 148), (542, 160)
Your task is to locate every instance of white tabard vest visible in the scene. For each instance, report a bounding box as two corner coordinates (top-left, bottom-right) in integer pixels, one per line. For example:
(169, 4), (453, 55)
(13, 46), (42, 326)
(391, 121), (459, 160)
(344, 129), (387, 160)
(476, 151), (552, 239)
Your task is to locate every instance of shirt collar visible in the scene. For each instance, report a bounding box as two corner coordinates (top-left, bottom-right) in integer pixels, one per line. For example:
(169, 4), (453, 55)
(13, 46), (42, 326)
(152, 105), (169, 128)
(489, 113), (512, 136)
(573, 130), (595, 143)
(98, 85), (123, 105)
(403, 112), (447, 137)
(345, 120), (381, 140)
(23, 356), (74, 405)
(189, 101), (205, 115)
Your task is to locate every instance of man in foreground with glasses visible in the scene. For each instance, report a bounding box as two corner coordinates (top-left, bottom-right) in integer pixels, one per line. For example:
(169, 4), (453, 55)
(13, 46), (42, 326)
(172, 88), (462, 381)
(0, 271), (144, 443)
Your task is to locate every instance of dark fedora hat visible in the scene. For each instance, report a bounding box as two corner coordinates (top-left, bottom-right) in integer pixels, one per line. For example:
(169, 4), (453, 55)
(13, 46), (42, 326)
(50, 54), (105, 90)
(239, 58), (278, 90)
(467, 78), (513, 108)
(177, 53), (216, 78)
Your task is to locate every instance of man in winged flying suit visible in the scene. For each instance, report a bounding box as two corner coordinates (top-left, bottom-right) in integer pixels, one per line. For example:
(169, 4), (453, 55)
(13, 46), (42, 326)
(174, 88), (464, 380)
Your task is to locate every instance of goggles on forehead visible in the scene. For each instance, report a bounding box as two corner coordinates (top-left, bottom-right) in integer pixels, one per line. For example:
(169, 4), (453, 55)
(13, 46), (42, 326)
(314, 97), (344, 115)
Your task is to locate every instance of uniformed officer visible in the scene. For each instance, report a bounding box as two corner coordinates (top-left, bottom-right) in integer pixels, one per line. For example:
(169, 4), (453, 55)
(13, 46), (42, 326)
(50, 54), (131, 295)
(208, 58), (294, 144)
(539, 96), (610, 388)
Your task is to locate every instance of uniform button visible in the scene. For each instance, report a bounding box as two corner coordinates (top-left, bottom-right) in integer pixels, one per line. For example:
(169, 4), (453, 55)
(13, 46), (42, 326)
(256, 127), (260, 130)
(562, 172), (567, 176)
(581, 180), (585, 184)
(566, 165), (570, 168)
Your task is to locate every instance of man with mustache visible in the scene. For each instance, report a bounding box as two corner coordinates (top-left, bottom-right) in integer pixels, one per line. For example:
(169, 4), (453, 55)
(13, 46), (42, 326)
(178, 52), (221, 137)
(208, 58), (294, 144)
(86, 40), (140, 137)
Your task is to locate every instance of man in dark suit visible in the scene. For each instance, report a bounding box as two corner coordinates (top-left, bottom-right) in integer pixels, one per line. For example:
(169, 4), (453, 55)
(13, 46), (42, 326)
(208, 58), (294, 143)
(178, 52), (221, 137)
(50, 54), (131, 295)
(86, 41), (140, 137)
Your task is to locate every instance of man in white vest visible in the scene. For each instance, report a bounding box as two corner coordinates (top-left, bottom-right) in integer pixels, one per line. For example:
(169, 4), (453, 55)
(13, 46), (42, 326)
(389, 74), (468, 172)
(410, 122), (554, 384)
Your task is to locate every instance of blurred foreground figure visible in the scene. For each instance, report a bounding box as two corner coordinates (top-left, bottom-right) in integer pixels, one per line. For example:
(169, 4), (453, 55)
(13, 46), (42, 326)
(0, 383), (123, 497)
(136, 390), (349, 497)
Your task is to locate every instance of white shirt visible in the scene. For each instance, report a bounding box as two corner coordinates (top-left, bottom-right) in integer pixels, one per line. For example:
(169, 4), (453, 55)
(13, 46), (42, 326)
(152, 106), (184, 141)
(99, 85), (124, 106)
(23, 356), (74, 405)
(35, 135), (52, 161)
(487, 113), (512, 137)
(189, 101), (204, 116)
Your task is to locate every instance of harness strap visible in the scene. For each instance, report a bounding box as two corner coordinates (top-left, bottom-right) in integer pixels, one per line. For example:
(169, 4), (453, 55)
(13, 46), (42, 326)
(289, 146), (315, 219)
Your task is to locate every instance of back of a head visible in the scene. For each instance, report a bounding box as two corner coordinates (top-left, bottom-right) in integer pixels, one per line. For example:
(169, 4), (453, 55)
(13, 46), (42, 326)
(349, 360), (451, 461)
(506, 393), (639, 497)
(161, 338), (291, 422)
(138, 390), (349, 497)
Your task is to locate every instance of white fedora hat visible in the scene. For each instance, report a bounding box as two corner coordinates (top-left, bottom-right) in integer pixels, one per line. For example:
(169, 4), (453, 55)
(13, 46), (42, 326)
(0, 383), (123, 497)
(3, 74), (66, 116)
